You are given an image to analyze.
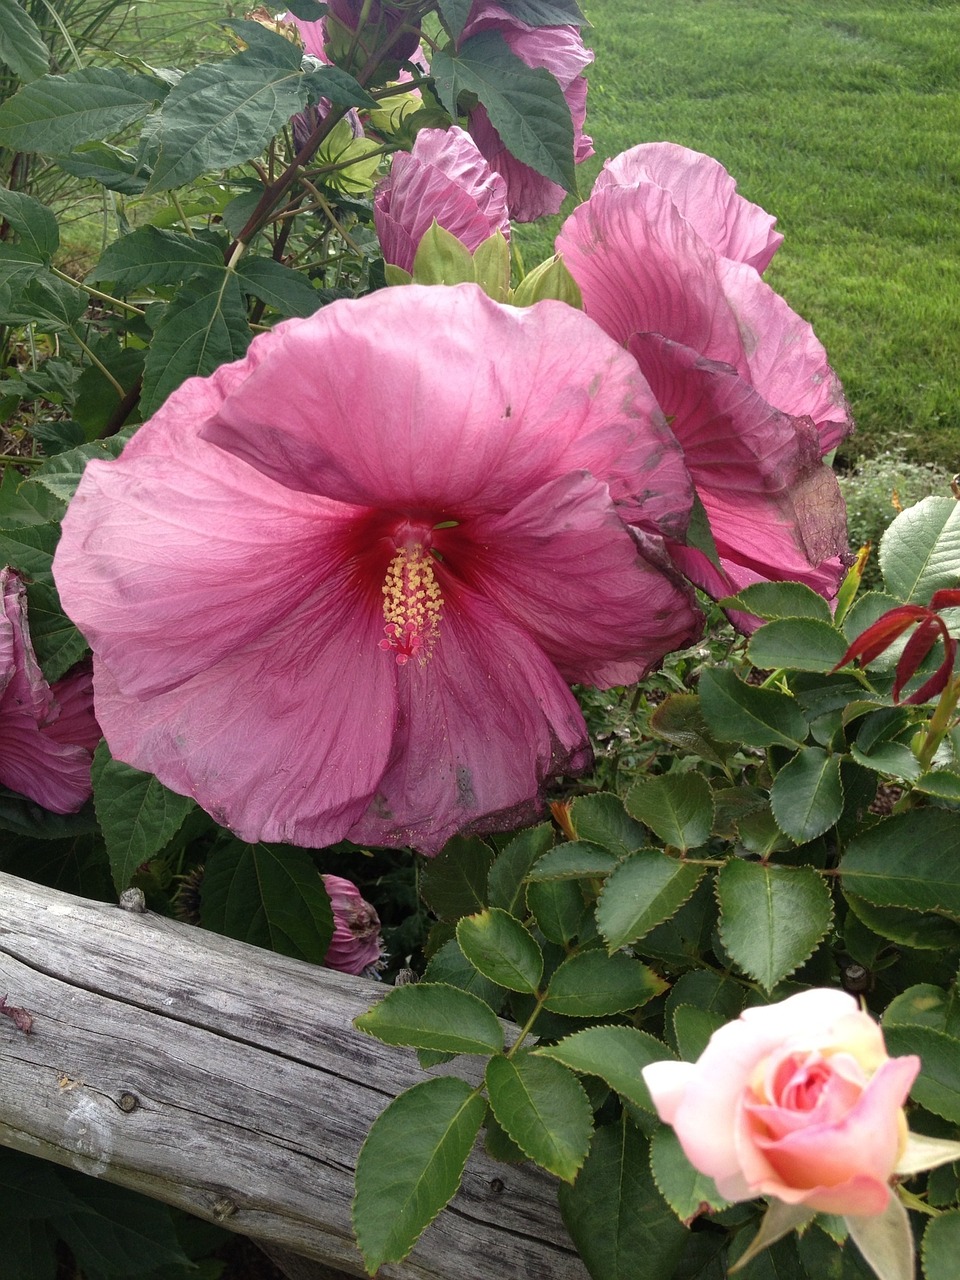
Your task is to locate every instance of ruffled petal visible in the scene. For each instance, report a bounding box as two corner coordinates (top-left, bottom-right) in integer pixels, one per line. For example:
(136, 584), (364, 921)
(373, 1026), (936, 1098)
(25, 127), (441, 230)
(201, 286), (690, 538)
(0, 714), (92, 813)
(348, 588), (591, 854)
(55, 399), (366, 701)
(92, 583), (398, 847)
(1, 568), (52, 722)
(45, 664), (101, 752)
(594, 142), (783, 273)
(464, 470), (701, 685)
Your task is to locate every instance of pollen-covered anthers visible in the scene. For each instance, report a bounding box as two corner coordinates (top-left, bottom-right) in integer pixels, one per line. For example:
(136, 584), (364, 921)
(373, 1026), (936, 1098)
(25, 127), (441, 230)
(379, 544), (442, 665)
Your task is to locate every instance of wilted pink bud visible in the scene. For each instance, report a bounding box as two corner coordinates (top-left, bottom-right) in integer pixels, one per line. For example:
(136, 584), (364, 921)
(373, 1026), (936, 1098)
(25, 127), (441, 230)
(374, 126), (510, 273)
(0, 566), (99, 812)
(322, 875), (382, 975)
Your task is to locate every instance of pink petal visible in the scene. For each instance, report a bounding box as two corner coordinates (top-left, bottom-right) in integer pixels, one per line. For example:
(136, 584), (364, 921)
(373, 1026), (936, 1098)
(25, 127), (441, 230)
(465, 470), (701, 686)
(0, 714), (92, 812)
(374, 126), (509, 272)
(55, 383), (367, 702)
(594, 142), (783, 273)
(1, 568), (52, 722)
(92, 583), (398, 848)
(45, 664), (101, 752)
(201, 285), (691, 539)
(642, 1059), (697, 1124)
(347, 587), (591, 854)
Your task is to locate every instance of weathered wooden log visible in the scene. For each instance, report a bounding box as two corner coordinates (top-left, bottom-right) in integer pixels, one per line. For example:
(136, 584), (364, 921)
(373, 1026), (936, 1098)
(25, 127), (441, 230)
(0, 871), (588, 1280)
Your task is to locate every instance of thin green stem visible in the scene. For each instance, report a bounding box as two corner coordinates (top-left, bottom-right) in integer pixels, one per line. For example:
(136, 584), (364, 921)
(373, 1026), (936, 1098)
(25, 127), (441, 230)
(505, 992), (548, 1058)
(169, 190), (196, 238)
(49, 265), (144, 316)
(68, 327), (125, 398)
(0, 453), (43, 467)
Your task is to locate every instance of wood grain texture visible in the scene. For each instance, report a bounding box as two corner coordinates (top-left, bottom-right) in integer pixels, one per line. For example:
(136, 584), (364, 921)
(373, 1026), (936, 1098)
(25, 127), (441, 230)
(0, 872), (588, 1280)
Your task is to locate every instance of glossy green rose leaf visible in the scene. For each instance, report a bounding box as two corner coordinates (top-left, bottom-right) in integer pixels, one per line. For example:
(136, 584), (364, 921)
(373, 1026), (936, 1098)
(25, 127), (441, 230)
(485, 1053), (592, 1181)
(568, 792), (647, 857)
(422, 834), (495, 921)
(527, 841), (619, 882)
(839, 809), (960, 919)
(770, 746), (844, 842)
(536, 1025), (675, 1114)
(879, 496), (960, 605)
(720, 581), (834, 623)
(596, 850), (705, 952)
(486, 822), (554, 914)
(699, 668), (808, 748)
(649, 1124), (730, 1223)
(543, 950), (666, 1017)
(456, 908), (543, 993)
(625, 771), (714, 851)
(354, 982), (504, 1056)
(747, 618), (849, 672)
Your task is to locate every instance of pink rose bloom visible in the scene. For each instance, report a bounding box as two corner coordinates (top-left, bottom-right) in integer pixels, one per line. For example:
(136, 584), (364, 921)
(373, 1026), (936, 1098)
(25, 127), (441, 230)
(557, 144), (854, 619)
(0, 567), (99, 813)
(642, 989), (920, 1217)
(374, 126), (510, 273)
(322, 874), (382, 974)
(461, 2), (593, 221)
(53, 284), (701, 854)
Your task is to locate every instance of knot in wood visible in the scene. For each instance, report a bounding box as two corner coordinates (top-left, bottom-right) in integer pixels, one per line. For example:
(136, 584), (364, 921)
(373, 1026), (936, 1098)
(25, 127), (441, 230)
(212, 1195), (238, 1221)
(118, 1092), (139, 1113)
(488, 1178), (505, 1195)
(118, 888), (147, 913)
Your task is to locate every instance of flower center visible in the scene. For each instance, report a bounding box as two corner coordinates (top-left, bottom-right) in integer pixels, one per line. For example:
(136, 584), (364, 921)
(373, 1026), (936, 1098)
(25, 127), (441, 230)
(379, 544), (443, 665)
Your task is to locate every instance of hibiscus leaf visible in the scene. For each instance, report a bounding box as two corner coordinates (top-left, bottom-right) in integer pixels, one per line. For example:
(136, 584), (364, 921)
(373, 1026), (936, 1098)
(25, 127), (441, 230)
(0, 68), (163, 154)
(91, 745), (197, 893)
(456, 908), (543, 994)
(87, 226), (224, 289)
(200, 839), (334, 964)
(235, 256), (322, 317)
(596, 851), (705, 951)
(421, 834), (495, 921)
(504, 0), (586, 25)
(353, 1077), (485, 1272)
(717, 859), (833, 993)
(0, 189), (58, 262)
(145, 36), (310, 193)
(0, 0), (50, 83)
(355, 982), (504, 1055)
(140, 269), (250, 417)
(436, 0), (473, 41)
(558, 1118), (689, 1280)
(20, 581), (87, 683)
(485, 1053), (592, 1181)
(432, 33), (576, 192)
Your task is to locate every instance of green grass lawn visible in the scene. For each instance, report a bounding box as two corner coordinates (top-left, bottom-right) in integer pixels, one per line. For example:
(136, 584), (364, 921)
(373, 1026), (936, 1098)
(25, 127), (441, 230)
(518, 0), (960, 469)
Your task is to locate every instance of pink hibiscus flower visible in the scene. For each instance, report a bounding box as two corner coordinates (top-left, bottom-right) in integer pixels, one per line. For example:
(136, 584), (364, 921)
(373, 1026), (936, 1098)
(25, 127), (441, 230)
(557, 143), (853, 617)
(53, 284), (701, 854)
(374, 126), (510, 273)
(0, 567), (99, 813)
(461, 2), (593, 221)
(322, 874), (383, 975)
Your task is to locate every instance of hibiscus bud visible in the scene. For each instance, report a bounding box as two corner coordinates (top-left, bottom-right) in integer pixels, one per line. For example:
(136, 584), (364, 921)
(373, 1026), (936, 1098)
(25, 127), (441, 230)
(321, 875), (382, 975)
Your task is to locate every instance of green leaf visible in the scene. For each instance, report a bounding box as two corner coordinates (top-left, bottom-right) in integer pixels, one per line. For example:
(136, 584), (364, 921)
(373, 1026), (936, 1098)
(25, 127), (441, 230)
(648, 692), (731, 769)
(526, 876), (586, 945)
(432, 33), (576, 192)
(845, 894), (960, 951)
(650, 1124), (730, 1223)
(20, 580), (87, 682)
(52, 1177), (192, 1277)
(0, 270), (85, 329)
(302, 63), (377, 109)
(354, 982), (504, 1056)
(923, 1209), (960, 1280)
(456, 908), (543, 993)
(487, 821), (554, 913)
(30, 433), (132, 507)
(770, 746), (844, 842)
(235, 256), (321, 317)
(284, 0), (326, 16)
(0, 520), (60, 585)
(437, 0), (472, 40)
(53, 141), (151, 195)
(199, 839), (334, 963)
(505, 0), (586, 24)
(559, 1118), (689, 1280)
(596, 850), (705, 951)
(881, 1017), (960, 1125)
(884, 984), (960, 1037)
(0, 189), (57, 261)
(747, 618), (850, 672)
(849, 741), (921, 782)
(0, 240), (47, 290)
(353, 1077), (485, 1273)
(717, 859), (833, 992)
(880, 496), (960, 604)
(87, 226), (223, 288)
(720, 581), (834, 623)
(146, 40), (309, 193)
(422, 937), (505, 1011)
(543, 950), (666, 1017)
(915, 770), (960, 801)
(672, 1004), (726, 1062)
(526, 841), (619, 881)
(840, 809), (960, 919)
(91, 744), (196, 892)
(0, 68), (161, 153)
(625, 771), (714, 851)
(0, 0), (49, 82)
(485, 1053), (592, 1181)
(698, 668), (808, 748)
(410, 220), (476, 285)
(536, 1025), (675, 1114)
(141, 270), (250, 417)
(421, 834), (495, 921)
(512, 252), (582, 308)
(569, 791), (647, 857)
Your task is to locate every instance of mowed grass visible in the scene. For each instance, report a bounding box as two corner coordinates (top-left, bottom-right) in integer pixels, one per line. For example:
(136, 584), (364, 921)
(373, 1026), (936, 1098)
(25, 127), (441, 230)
(517, 0), (960, 469)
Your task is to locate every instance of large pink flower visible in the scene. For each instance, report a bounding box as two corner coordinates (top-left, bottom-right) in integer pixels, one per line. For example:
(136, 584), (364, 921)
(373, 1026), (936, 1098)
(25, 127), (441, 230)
(374, 126), (510, 273)
(557, 144), (853, 616)
(461, 2), (593, 221)
(0, 567), (99, 813)
(53, 285), (701, 854)
(642, 989), (919, 1217)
